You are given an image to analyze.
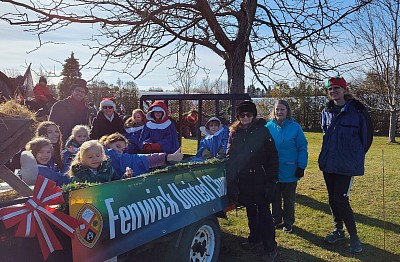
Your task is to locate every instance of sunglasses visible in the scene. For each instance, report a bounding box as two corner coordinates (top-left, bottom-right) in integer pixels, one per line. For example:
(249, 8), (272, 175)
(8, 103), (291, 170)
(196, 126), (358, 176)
(102, 106), (114, 109)
(238, 112), (253, 118)
(328, 86), (341, 91)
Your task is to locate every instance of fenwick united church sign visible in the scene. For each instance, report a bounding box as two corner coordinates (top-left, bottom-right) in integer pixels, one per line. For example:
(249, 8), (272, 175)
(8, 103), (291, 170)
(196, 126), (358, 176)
(69, 161), (229, 261)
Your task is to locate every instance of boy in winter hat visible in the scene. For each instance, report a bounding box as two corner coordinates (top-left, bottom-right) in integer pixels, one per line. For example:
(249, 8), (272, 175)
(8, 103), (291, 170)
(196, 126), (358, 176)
(196, 117), (229, 159)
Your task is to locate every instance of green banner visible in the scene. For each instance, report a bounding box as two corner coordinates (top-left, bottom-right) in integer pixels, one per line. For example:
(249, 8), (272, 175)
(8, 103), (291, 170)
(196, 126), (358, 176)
(69, 161), (228, 262)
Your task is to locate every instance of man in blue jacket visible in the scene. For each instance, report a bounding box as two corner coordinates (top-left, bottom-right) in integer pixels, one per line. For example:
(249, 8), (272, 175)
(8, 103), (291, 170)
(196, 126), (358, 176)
(318, 76), (373, 254)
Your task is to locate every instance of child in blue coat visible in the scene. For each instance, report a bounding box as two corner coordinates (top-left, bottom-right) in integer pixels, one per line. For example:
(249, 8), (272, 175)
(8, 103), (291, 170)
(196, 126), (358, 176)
(196, 117), (229, 160)
(140, 100), (179, 154)
(101, 133), (183, 178)
(124, 109), (146, 154)
(25, 137), (70, 186)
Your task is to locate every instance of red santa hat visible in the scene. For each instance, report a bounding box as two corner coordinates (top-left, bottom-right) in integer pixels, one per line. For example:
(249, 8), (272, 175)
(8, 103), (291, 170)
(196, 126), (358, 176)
(99, 97), (116, 110)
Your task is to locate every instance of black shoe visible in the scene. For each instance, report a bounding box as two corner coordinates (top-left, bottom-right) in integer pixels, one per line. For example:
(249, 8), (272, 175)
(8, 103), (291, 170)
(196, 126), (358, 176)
(241, 241), (262, 250)
(282, 224), (293, 233)
(325, 229), (346, 244)
(274, 220), (284, 229)
(262, 248), (278, 262)
(350, 235), (363, 253)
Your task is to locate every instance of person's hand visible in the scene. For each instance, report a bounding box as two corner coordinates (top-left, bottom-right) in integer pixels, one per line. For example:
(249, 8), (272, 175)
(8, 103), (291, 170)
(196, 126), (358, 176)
(142, 143), (161, 153)
(295, 167), (305, 178)
(167, 147), (183, 162)
(66, 146), (75, 153)
(123, 167), (133, 178)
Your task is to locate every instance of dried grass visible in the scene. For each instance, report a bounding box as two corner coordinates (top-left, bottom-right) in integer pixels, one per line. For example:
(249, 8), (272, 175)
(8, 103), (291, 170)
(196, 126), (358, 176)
(0, 99), (35, 120)
(0, 190), (20, 202)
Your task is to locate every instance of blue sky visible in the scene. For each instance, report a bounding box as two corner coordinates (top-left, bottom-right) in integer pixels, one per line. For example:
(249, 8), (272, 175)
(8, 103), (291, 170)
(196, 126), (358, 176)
(0, 20), (230, 91)
(0, 2), (358, 91)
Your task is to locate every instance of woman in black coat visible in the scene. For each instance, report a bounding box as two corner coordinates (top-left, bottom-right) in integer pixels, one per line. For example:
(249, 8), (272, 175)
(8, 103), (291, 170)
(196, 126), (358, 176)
(226, 100), (279, 262)
(90, 98), (125, 140)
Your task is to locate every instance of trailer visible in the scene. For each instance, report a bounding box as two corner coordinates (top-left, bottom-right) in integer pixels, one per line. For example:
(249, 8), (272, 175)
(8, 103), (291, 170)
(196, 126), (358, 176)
(1, 94), (250, 261)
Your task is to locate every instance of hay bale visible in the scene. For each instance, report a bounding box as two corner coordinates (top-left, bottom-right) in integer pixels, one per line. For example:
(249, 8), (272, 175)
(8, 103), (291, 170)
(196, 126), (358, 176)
(0, 99), (35, 120)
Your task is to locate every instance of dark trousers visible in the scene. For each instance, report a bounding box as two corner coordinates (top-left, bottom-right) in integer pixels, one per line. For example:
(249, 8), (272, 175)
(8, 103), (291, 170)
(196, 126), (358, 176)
(245, 203), (277, 252)
(272, 181), (297, 226)
(323, 172), (357, 236)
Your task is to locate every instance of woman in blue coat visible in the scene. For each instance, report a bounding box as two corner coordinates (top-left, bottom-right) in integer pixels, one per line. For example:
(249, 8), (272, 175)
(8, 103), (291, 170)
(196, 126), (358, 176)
(266, 100), (308, 234)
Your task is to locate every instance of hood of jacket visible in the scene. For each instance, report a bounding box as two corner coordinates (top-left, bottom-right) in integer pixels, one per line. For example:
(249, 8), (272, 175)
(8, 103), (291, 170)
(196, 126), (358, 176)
(146, 100), (170, 124)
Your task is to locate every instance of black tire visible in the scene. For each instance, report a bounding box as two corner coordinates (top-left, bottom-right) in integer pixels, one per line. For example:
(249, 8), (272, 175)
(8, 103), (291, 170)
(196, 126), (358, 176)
(167, 215), (221, 262)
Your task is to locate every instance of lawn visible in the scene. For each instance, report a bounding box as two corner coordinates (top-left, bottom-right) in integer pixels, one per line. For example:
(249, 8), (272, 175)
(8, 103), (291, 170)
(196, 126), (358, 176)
(182, 133), (400, 262)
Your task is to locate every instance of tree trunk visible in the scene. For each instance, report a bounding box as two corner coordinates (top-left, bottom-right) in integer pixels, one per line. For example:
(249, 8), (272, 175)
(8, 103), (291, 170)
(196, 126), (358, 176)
(226, 54), (246, 94)
(225, 0), (257, 95)
(388, 110), (397, 143)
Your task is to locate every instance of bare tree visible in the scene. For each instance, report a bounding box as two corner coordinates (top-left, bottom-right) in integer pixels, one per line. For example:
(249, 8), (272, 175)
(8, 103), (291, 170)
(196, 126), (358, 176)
(170, 60), (198, 94)
(0, 0), (370, 93)
(351, 0), (400, 142)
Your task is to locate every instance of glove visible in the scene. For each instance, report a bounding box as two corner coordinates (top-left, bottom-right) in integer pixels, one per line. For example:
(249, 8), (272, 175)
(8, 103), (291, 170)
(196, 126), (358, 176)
(166, 148), (183, 162)
(142, 143), (161, 153)
(295, 167), (305, 178)
(201, 149), (213, 159)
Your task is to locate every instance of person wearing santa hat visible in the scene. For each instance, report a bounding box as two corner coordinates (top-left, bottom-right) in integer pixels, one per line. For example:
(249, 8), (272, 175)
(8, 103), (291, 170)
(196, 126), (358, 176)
(139, 100), (179, 154)
(90, 97), (125, 140)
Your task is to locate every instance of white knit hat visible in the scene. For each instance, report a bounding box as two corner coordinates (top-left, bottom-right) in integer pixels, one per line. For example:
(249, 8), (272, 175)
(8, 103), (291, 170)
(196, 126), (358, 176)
(99, 98), (116, 110)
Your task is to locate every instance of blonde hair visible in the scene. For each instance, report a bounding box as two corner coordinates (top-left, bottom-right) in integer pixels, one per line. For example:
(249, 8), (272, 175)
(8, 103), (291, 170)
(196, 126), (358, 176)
(26, 137), (53, 159)
(125, 109), (146, 128)
(70, 125), (90, 141)
(99, 132), (128, 148)
(269, 99), (292, 120)
(69, 140), (106, 176)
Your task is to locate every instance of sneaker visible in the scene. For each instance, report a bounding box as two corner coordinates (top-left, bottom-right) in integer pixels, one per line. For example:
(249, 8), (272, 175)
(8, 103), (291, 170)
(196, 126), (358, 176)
(282, 224), (293, 233)
(274, 220), (284, 229)
(241, 241), (262, 250)
(325, 229), (346, 244)
(262, 248), (278, 262)
(350, 235), (363, 253)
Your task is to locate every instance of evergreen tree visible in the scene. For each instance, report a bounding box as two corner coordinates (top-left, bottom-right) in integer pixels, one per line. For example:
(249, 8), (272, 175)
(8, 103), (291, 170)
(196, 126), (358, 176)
(58, 52), (82, 99)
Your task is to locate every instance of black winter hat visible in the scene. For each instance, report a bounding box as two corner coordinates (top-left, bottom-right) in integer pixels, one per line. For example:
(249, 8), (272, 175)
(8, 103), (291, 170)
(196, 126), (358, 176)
(235, 100), (257, 118)
(70, 79), (88, 93)
(39, 76), (47, 84)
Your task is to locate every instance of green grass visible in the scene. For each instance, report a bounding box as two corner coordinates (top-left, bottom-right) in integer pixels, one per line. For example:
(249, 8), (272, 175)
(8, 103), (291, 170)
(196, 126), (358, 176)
(183, 133), (400, 262)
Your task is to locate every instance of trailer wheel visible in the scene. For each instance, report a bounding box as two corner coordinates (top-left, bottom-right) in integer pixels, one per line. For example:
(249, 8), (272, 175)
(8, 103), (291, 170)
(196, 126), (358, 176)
(169, 216), (221, 262)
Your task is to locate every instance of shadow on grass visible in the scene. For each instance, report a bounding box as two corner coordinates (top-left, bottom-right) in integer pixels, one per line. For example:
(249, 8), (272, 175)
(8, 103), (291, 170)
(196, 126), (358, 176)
(296, 194), (400, 235)
(293, 225), (400, 261)
(218, 232), (326, 262)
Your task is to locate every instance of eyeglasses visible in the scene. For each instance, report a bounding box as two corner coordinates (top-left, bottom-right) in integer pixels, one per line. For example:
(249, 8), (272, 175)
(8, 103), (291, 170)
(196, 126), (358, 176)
(73, 88), (87, 94)
(238, 112), (253, 118)
(328, 86), (341, 91)
(102, 106), (114, 109)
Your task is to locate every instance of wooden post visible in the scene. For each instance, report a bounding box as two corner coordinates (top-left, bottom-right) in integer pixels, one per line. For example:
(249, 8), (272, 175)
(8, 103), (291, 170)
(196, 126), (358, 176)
(0, 165), (33, 197)
(0, 117), (34, 197)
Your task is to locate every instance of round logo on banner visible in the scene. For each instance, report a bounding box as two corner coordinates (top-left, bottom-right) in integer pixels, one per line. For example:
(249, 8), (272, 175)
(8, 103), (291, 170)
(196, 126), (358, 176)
(76, 204), (103, 248)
